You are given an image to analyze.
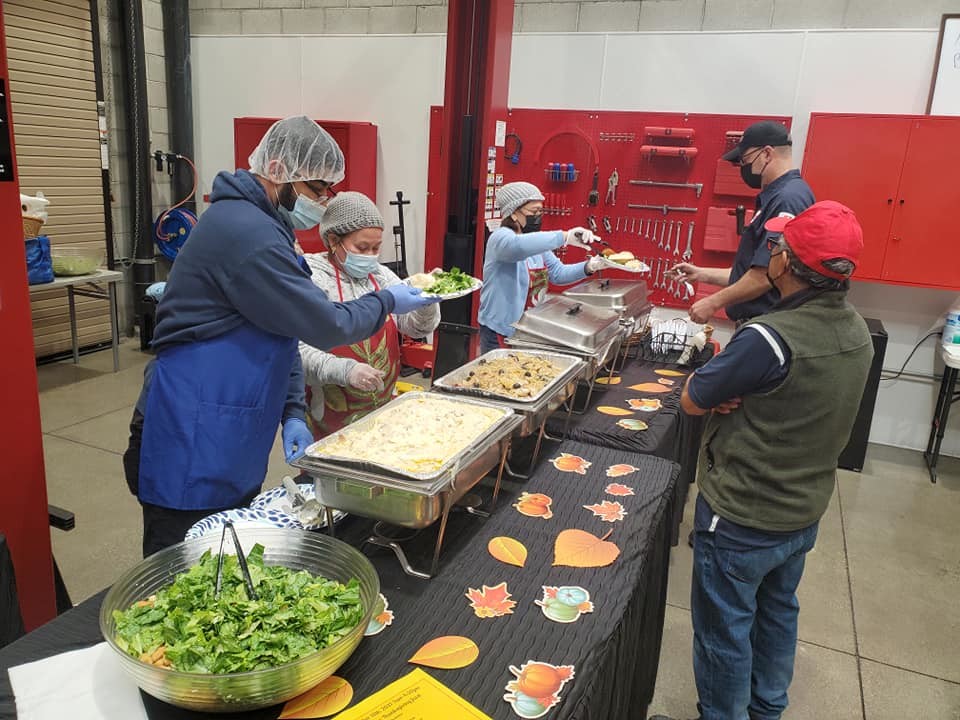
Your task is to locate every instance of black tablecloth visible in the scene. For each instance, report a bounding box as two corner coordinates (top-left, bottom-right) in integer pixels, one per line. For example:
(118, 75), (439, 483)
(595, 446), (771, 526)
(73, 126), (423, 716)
(0, 446), (679, 720)
(547, 357), (707, 543)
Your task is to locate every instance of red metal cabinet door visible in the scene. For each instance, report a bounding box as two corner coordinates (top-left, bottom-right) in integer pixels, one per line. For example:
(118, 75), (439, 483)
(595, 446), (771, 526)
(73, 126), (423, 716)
(803, 115), (911, 281)
(882, 118), (960, 288)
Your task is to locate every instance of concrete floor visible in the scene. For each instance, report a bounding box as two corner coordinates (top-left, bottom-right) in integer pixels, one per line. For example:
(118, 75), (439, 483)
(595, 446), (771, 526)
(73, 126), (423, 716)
(36, 341), (960, 719)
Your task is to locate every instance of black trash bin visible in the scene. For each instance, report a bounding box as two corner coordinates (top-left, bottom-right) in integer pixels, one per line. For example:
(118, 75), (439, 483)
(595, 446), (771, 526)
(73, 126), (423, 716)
(838, 317), (887, 472)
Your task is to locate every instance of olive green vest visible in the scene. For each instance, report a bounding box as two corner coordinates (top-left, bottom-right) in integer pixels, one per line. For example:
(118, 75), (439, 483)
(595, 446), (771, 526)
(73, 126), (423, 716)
(697, 291), (873, 532)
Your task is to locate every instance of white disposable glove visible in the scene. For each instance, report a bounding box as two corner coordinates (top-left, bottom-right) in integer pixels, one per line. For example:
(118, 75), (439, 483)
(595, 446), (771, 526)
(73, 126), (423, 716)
(563, 227), (601, 249)
(585, 255), (605, 274)
(347, 363), (386, 392)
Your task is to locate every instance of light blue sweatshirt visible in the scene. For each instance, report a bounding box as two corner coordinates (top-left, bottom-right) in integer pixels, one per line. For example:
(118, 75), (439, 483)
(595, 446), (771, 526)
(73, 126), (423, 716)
(478, 226), (589, 337)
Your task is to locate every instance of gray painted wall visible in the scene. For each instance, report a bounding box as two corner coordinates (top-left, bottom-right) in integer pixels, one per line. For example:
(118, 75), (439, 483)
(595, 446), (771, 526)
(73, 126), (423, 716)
(188, 0), (960, 35)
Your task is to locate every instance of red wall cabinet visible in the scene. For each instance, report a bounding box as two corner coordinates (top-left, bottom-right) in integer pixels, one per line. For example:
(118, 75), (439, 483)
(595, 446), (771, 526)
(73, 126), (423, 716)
(803, 113), (960, 290)
(233, 118), (378, 253)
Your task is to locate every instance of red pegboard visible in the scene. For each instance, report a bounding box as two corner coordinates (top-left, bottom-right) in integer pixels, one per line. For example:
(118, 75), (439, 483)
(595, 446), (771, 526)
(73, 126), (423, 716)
(425, 108), (790, 313)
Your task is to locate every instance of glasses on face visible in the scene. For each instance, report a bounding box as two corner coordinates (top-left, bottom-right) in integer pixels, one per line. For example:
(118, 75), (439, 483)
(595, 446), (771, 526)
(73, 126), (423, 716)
(522, 209), (544, 219)
(739, 148), (764, 167)
(766, 235), (787, 254)
(302, 181), (335, 204)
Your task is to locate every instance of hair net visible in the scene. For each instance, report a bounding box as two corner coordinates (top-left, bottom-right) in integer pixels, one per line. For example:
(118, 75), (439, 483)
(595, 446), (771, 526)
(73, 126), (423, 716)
(247, 115), (346, 185)
(496, 181), (544, 218)
(319, 191), (384, 242)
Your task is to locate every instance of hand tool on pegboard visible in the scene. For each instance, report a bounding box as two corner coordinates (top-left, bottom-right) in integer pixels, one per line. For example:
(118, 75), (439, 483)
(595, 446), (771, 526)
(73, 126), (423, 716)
(659, 220), (668, 249)
(652, 219), (660, 246)
(683, 221), (694, 261)
(588, 167), (600, 207)
(667, 220), (675, 250)
(673, 222), (683, 256)
(587, 215), (598, 234)
(644, 218), (652, 241)
(602, 216), (613, 235)
(629, 203), (698, 215)
(605, 168), (619, 206)
(628, 179), (704, 198)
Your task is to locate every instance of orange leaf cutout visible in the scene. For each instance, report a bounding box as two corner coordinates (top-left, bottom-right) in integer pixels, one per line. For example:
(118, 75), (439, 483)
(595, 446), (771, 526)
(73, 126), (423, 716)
(605, 482), (636, 496)
(584, 500), (627, 522)
(627, 398), (662, 412)
(466, 582), (517, 618)
(280, 676), (353, 719)
(597, 405), (634, 416)
(553, 529), (621, 568)
(628, 383), (671, 393)
(655, 369), (686, 377)
(549, 453), (591, 475)
(488, 536), (528, 567)
(605, 463), (638, 477)
(595, 376), (622, 385)
(409, 635), (480, 668)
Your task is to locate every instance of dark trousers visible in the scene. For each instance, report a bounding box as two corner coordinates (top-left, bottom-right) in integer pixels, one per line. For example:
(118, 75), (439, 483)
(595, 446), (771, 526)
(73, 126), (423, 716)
(123, 408), (256, 558)
(479, 325), (505, 355)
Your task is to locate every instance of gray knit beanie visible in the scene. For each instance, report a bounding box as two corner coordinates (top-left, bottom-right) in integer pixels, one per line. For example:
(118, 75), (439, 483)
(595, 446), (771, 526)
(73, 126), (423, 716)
(319, 191), (384, 242)
(496, 181), (544, 218)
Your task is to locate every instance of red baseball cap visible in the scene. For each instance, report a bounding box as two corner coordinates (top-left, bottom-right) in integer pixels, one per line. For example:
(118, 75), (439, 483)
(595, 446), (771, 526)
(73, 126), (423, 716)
(764, 200), (863, 280)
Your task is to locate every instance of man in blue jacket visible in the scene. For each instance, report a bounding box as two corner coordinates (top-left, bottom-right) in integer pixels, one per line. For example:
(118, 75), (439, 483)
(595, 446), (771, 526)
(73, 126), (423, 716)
(123, 116), (436, 556)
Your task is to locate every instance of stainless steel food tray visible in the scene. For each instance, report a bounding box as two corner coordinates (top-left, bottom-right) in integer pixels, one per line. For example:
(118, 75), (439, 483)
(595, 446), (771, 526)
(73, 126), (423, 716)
(431, 349), (585, 404)
(294, 409), (523, 529)
(506, 331), (622, 378)
(511, 295), (622, 352)
(297, 392), (515, 482)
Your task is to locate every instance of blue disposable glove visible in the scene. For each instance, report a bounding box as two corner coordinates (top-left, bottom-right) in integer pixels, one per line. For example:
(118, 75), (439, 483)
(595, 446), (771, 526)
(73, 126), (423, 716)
(384, 284), (441, 315)
(282, 418), (313, 463)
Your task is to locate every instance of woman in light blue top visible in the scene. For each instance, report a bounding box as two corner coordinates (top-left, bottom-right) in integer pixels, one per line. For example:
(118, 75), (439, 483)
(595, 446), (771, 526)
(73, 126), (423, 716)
(478, 181), (604, 354)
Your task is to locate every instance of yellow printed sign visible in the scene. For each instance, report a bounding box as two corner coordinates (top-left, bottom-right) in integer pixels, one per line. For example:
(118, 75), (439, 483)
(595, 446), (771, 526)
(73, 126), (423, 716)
(333, 668), (491, 720)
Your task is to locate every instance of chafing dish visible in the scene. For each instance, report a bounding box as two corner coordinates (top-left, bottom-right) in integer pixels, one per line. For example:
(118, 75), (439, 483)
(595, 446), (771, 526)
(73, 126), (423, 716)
(292, 393), (522, 578)
(432, 349), (587, 477)
(511, 295), (622, 353)
(562, 278), (651, 322)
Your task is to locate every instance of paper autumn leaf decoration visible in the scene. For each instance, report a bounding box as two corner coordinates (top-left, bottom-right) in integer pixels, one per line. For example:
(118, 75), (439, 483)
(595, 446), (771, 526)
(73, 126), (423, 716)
(655, 369), (686, 377)
(605, 482), (635, 496)
(628, 382), (671, 393)
(514, 492), (554, 519)
(279, 676), (353, 719)
(605, 463), (638, 477)
(488, 536), (528, 567)
(553, 529), (621, 568)
(549, 453), (591, 475)
(364, 593), (394, 637)
(409, 636), (480, 669)
(597, 406), (634, 416)
(504, 661), (576, 718)
(584, 500), (627, 522)
(466, 582), (517, 618)
(594, 375), (622, 385)
(616, 418), (648, 431)
(627, 398), (662, 412)
(657, 378), (676, 386)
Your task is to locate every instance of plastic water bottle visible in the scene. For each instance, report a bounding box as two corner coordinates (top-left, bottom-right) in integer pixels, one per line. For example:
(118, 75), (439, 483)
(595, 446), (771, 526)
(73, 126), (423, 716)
(943, 297), (960, 348)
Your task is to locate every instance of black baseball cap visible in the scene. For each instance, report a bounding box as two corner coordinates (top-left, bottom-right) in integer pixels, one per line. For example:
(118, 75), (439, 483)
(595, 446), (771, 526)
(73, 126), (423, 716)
(722, 120), (792, 163)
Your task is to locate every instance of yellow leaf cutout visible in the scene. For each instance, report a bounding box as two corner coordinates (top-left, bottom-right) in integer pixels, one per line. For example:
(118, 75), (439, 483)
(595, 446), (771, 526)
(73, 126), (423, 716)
(409, 636), (479, 669)
(595, 376), (622, 385)
(655, 369), (686, 377)
(596, 406), (634, 416)
(279, 676), (353, 719)
(488, 536), (528, 567)
(553, 529), (621, 568)
(627, 383), (671, 394)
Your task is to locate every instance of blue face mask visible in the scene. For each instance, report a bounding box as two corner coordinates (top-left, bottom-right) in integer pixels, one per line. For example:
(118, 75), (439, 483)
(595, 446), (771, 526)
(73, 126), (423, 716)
(279, 193), (326, 230)
(342, 250), (380, 279)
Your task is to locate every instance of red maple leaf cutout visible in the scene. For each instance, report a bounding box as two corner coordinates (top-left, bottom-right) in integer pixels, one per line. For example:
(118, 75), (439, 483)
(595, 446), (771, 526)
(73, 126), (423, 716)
(583, 500), (627, 522)
(465, 582), (517, 618)
(605, 482), (635, 497)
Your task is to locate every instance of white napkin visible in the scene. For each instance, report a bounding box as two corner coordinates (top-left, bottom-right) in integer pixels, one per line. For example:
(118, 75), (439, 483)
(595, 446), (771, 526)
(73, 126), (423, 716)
(8, 642), (148, 720)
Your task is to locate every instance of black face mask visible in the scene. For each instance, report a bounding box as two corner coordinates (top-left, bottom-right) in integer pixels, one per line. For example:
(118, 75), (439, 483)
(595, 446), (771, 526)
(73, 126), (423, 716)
(740, 153), (769, 190)
(521, 214), (543, 234)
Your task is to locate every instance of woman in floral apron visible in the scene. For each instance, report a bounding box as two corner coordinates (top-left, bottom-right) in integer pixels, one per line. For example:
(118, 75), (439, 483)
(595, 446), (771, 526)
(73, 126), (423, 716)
(300, 192), (441, 437)
(478, 181), (606, 354)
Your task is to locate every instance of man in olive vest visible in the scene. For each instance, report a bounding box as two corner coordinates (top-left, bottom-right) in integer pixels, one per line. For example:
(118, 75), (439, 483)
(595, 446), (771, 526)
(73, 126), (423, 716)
(651, 201), (874, 720)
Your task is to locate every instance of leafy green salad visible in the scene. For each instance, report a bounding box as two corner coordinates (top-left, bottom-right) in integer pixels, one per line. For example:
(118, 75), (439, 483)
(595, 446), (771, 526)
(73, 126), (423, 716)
(112, 544), (364, 674)
(424, 267), (477, 295)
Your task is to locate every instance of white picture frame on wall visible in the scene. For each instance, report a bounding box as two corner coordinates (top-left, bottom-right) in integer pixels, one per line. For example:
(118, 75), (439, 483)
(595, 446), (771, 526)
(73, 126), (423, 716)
(927, 14), (960, 114)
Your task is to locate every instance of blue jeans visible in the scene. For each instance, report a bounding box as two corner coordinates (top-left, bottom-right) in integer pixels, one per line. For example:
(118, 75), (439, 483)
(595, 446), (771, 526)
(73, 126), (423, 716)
(691, 495), (819, 720)
(479, 325), (504, 355)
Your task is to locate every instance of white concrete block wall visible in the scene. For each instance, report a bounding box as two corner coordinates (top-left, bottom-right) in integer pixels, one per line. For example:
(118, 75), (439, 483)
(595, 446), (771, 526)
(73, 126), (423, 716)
(188, 0), (960, 34)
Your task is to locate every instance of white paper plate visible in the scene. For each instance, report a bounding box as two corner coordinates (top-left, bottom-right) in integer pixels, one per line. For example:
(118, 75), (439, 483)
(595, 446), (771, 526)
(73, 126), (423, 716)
(595, 256), (650, 274)
(250, 483), (346, 531)
(406, 272), (483, 300)
(184, 507), (291, 541)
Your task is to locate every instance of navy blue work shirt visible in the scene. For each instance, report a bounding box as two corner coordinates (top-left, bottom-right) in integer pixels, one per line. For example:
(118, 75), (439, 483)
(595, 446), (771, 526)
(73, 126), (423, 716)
(725, 169), (815, 322)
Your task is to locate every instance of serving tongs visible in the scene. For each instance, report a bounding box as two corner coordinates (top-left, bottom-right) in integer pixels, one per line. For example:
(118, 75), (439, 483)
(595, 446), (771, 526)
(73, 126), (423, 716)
(214, 520), (258, 600)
